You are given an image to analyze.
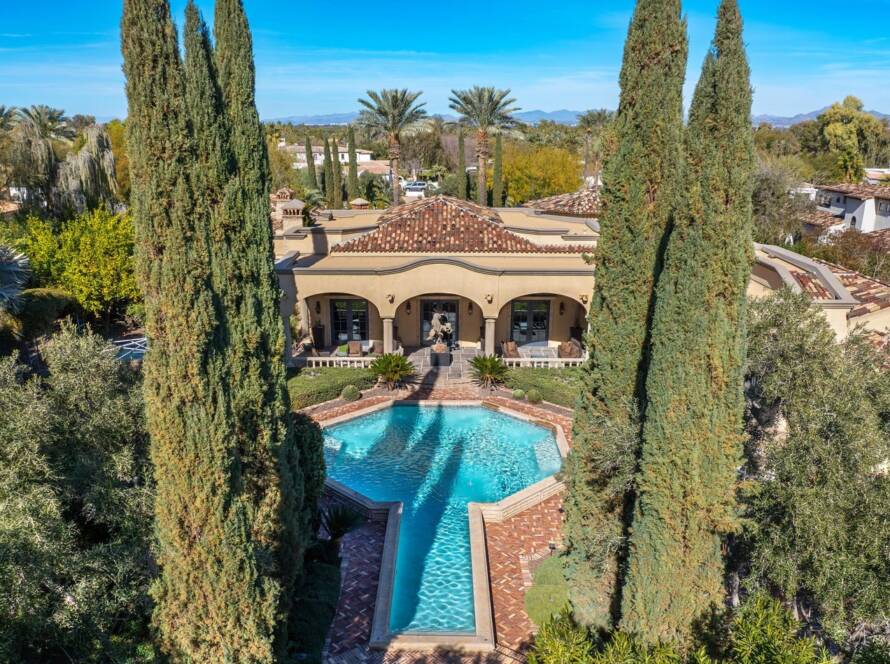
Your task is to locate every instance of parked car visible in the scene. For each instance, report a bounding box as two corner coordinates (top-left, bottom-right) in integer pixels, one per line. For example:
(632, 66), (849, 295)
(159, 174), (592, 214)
(404, 182), (429, 198)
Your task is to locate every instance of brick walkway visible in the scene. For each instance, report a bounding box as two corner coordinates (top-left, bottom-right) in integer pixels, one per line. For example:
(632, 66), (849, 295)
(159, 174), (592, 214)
(310, 389), (572, 663)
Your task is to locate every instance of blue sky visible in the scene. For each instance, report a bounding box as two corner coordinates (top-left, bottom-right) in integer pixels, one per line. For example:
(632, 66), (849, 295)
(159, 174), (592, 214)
(2, 0), (890, 120)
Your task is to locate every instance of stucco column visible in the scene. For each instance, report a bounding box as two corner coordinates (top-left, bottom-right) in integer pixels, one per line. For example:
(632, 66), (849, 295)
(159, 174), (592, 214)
(383, 317), (395, 354)
(484, 317), (497, 356)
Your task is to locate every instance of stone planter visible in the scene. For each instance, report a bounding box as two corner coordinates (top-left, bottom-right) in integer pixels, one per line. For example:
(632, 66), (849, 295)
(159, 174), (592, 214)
(430, 350), (452, 368)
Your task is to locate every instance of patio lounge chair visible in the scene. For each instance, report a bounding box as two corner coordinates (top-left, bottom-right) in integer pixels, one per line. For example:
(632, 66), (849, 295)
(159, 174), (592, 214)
(501, 341), (520, 359)
(558, 338), (583, 359)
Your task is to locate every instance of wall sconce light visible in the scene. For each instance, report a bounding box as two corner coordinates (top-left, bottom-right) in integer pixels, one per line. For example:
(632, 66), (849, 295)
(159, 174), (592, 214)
(559, 301), (565, 316)
(580, 294), (589, 304)
(406, 301), (412, 315)
(485, 294), (493, 304)
(386, 293), (395, 303)
(314, 300), (321, 315)
(468, 301), (474, 315)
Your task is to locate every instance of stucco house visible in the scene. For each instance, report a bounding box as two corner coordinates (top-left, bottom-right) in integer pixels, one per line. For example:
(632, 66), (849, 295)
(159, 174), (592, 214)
(273, 192), (890, 366)
(815, 183), (890, 233)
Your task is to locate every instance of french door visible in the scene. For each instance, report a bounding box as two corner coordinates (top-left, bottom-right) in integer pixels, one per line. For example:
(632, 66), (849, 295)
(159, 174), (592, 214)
(511, 300), (550, 345)
(331, 299), (369, 343)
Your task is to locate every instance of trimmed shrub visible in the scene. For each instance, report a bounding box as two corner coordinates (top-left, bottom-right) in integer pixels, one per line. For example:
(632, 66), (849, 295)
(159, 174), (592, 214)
(17, 288), (78, 339)
(512, 388), (526, 400)
(527, 388), (543, 404)
(340, 384), (361, 402)
(527, 609), (593, 664)
(287, 367), (376, 410)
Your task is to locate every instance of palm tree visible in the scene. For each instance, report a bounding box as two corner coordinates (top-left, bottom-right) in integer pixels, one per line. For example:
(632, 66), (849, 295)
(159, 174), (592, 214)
(357, 89), (427, 205)
(576, 109), (613, 182)
(15, 105), (75, 144)
(13, 105), (75, 204)
(0, 247), (30, 312)
(0, 106), (16, 135)
(448, 86), (519, 205)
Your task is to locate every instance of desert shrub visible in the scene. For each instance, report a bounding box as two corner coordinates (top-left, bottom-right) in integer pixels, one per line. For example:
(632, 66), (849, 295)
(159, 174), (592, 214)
(527, 388), (543, 404)
(512, 388), (526, 400)
(527, 609), (594, 664)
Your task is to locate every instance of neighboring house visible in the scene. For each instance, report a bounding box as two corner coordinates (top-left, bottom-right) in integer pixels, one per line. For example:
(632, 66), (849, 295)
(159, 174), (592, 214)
(815, 183), (890, 233)
(799, 208), (846, 240)
(865, 168), (890, 184)
(271, 194), (888, 363)
(280, 140), (373, 167)
(357, 160), (395, 179)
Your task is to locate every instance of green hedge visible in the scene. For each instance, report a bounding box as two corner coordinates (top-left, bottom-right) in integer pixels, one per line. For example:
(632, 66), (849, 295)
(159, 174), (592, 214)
(287, 367), (377, 410)
(505, 367), (584, 409)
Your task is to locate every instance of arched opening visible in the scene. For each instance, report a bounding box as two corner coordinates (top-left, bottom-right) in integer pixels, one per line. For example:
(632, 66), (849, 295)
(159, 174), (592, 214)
(495, 293), (587, 358)
(394, 293), (487, 351)
(302, 293), (383, 354)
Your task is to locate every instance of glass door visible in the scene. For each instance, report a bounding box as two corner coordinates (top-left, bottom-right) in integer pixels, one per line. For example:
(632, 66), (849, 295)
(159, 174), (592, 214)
(511, 300), (550, 346)
(331, 299), (369, 343)
(421, 300), (459, 347)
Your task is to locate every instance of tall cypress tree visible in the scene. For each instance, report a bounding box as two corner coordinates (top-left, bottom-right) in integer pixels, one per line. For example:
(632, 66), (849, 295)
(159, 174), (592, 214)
(214, 0), (323, 652)
(347, 125), (360, 201)
(122, 1), (244, 659)
(331, 138), (343, 208)
(562, 0), (687, 630)
(620, 1), (754, 644)
(492, 132), (503, 206)
(457, 128), (467, 200)
(178, 6), (285, 657)
(304, 134), (318, 190)
(322, 135), (334, 206)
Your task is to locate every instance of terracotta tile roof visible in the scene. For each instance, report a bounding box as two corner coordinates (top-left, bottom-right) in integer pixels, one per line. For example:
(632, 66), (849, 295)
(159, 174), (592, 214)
(799, 208), (843, 231)
(523, 188), (601, 218)
(816, 260), (890, 318)
(820, 183), (890, 201)
(793, 271), (834, 300)
(867, 229), (890, 251)
(333, 196), (589, 254)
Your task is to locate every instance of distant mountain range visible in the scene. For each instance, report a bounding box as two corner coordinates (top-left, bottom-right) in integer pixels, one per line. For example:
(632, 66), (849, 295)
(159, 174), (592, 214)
(267, 109), (590, 126)
(752, 108), (890, 128)
(267, 108), (890, 128)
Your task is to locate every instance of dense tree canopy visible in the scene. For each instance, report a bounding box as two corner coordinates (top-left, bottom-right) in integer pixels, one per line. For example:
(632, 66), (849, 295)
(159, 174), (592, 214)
(0, 325), (153, 663)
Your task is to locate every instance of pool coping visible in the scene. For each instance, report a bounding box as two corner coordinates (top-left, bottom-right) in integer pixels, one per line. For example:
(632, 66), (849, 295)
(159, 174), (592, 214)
(320, 398), (569, 653)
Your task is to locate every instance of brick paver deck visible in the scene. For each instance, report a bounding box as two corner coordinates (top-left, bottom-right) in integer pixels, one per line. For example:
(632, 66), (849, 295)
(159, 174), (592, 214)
(309, 388), (573, 663)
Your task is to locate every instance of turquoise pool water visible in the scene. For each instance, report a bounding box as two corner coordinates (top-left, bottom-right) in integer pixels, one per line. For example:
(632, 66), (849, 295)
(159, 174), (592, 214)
(323, 404), (561, 634)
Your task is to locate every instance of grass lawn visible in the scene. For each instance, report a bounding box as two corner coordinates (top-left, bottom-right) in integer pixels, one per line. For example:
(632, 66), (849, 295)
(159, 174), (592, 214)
(524, 555), (569, 628)
(505, 367), (584, 409)
(286, 367), (377, 410)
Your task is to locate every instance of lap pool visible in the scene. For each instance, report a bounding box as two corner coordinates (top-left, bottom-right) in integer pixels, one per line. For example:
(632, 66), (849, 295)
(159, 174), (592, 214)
(323, 404), (562, 633)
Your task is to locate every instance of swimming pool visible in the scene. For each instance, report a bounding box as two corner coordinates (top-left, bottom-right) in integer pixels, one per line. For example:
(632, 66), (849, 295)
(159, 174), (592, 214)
(323, 404), (562, 634)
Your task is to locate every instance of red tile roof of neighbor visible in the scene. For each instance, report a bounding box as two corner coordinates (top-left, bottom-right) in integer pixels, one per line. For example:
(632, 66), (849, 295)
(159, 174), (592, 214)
(867, 229), (890, 251)
(523, 188), (601, 218)
(816, 260), (890, 318)
(799, 208), (843, 231)
(820, 183), (890, 201)
(332, 195), (590, 254)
